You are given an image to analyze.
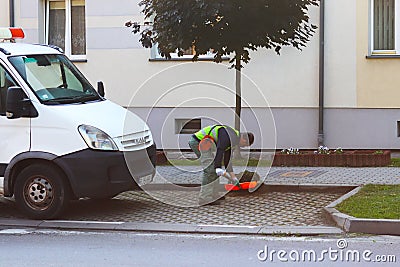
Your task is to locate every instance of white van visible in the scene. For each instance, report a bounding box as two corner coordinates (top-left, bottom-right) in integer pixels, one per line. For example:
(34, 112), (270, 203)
(0, 28), (156, 219)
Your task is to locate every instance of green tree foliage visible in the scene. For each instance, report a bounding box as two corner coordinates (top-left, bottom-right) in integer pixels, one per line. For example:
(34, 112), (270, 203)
(127, 0), (319, 68)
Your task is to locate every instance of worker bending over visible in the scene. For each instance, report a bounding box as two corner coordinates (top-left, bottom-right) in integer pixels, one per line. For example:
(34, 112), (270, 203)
(188, 125), (254, 205)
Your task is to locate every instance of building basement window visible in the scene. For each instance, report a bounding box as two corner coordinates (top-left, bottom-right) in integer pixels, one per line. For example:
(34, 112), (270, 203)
(175, 119), (201, 134)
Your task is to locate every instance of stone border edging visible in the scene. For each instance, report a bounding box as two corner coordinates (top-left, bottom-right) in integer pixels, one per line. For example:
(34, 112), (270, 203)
(0, 218), (342, 236)
(142, 183), (357, 194)
(324, 186), (400, 236)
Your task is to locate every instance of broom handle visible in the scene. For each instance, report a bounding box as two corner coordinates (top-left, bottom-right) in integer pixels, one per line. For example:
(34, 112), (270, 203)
(222, 171), (241, 187)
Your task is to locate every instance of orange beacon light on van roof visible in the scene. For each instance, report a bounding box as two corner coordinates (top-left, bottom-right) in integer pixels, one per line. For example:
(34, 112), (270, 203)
(0, 28), (25, 40)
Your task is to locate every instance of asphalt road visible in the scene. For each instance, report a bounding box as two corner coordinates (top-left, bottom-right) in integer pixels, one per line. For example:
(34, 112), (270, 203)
(0, 229), (399, 267)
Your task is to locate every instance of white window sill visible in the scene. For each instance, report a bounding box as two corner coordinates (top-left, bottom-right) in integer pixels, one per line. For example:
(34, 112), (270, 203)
(366, 54), (400, 59)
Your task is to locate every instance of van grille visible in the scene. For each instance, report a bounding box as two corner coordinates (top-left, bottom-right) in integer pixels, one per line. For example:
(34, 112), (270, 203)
(117, 130), (152, 151)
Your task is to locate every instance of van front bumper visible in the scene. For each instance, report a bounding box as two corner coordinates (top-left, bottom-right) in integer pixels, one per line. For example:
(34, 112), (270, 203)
(54, 144), (156, 199)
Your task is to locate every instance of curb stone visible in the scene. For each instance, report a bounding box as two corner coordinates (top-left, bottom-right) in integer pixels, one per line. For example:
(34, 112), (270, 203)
(324, 186), (400, 236)
(0, 219), (343, 236)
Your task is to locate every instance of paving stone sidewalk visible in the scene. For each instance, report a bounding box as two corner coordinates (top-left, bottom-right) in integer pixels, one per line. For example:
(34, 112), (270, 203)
(0, 166), (399, 230)
(0, 188), (342, 227)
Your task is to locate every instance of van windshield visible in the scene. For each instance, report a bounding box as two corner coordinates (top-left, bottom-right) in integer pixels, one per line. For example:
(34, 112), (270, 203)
(9, 54), (101, 104)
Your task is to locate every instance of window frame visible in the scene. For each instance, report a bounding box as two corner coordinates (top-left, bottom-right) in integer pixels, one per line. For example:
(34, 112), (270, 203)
(45, 0), (87, 61)
(370, 0), (400, 55)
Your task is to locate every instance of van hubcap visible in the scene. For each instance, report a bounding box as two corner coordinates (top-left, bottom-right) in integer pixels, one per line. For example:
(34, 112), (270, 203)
(24, 177), (53, 210)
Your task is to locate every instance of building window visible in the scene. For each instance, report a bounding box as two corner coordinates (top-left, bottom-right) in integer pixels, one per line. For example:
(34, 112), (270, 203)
(175, 118), (201, 134)
(397, 121), (400, 137)
(46, 0), (86, 60)
(371, 0), (396, 54)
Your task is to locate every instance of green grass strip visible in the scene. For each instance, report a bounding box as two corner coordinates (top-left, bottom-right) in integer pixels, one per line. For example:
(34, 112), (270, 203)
(389, 158), (400, 167)
(336, 184), (400, 219)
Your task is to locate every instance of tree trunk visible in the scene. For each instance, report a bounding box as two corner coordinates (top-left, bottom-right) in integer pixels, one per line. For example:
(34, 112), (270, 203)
(234, 55), (242, 159)
(235, 57), (241, 132)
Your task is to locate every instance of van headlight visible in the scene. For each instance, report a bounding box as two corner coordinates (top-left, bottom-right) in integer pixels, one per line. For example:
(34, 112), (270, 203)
(78, 125), (118, 151)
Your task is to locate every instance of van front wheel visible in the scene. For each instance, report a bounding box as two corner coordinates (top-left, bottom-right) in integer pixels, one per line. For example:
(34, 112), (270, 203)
(14, 164), (70, 219)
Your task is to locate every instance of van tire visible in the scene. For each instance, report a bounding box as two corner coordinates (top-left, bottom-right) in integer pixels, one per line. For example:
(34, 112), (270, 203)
(14, 163), (70, 219)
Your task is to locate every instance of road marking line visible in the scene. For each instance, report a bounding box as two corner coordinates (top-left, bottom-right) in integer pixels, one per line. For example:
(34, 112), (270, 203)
(0, 229), (30, 234)
(44, 220), (124, 224)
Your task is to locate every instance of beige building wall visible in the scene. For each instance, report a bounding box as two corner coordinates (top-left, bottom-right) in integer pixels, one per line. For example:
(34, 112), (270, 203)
(0, 0), (9, 26)
(324, 0), (357, 108)
(356, 0), (400, 108)
(80, 48), (319, 109)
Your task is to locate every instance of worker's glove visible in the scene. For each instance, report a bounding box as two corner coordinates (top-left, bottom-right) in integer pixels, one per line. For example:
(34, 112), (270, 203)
(215, 168), (226, 177)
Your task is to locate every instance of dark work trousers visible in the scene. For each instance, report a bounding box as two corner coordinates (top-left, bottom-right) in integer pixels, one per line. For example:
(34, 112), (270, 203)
(188, 135), (221, 204)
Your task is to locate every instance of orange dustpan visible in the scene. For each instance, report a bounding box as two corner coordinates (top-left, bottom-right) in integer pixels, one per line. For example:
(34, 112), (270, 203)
(224, 181), (258, 191)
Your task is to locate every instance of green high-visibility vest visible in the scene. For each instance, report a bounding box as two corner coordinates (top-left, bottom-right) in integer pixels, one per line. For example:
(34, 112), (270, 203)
(194, 125), (239, 144)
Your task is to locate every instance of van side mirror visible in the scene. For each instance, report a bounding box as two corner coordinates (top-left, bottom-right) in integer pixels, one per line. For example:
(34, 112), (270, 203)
(97, 81), (105, 97)
(6, 86), (25, 119)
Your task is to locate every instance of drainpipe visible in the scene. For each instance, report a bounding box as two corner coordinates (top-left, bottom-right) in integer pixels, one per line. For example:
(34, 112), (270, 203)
(318, 0), (325, 147)
(9, 0), (15, 27)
